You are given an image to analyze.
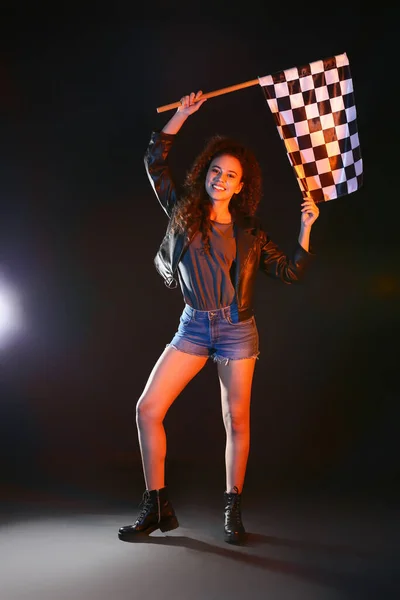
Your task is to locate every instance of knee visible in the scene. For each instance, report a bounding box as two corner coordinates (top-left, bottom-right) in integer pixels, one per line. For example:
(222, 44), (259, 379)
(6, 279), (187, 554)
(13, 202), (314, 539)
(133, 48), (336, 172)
(222, 408), (249, 435)
(135, 397), (161, 427)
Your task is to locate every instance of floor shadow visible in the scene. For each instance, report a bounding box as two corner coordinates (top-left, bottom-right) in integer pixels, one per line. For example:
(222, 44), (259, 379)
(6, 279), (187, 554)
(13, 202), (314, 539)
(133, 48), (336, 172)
(119, 532), (397, 598)
(245, 532), (380, 558)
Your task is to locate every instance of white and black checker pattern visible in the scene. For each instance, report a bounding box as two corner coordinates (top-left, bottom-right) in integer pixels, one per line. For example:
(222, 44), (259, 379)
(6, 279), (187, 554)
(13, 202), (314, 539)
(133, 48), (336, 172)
(259, 52), (363, 203)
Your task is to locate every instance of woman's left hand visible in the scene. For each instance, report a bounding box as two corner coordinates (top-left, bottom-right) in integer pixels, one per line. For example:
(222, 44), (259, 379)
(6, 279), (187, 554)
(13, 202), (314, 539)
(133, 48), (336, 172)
(301, 198), (320, 228)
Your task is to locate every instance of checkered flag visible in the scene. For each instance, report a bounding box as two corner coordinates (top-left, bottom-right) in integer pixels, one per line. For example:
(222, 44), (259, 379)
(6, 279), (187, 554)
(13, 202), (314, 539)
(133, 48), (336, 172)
(258, 52), (363, 203)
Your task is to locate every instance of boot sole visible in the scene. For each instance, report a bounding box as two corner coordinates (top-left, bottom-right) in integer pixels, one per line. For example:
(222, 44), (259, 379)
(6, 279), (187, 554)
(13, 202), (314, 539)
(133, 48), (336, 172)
(224, 532), (247, 545)
(118, 516), (179, 541)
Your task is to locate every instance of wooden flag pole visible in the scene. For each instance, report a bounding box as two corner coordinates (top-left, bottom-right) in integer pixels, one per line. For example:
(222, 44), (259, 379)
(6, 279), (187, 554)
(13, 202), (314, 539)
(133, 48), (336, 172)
(156, 78), (260, 113)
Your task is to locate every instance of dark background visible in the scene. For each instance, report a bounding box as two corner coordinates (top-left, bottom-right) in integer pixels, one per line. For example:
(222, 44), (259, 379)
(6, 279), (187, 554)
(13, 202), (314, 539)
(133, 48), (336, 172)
(0, 5), (398, 506)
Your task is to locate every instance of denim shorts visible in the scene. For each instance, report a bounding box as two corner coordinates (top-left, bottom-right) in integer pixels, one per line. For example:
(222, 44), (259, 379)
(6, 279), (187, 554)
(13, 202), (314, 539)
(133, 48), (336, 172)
(167, 303), (259, 364)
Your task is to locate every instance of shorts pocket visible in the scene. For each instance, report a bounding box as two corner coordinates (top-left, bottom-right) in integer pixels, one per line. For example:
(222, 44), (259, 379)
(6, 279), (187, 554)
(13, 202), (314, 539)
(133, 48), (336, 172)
(225, 314), (255, 327)
(180, 310), (193, 326)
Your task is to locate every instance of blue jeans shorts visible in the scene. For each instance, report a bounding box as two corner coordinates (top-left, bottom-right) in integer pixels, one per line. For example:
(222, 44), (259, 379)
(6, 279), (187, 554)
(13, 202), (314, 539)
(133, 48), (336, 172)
(167, 303), (260, 364)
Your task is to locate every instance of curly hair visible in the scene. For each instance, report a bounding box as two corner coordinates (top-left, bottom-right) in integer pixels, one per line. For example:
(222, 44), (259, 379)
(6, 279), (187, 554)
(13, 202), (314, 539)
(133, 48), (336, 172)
(168, 134), (263, 254)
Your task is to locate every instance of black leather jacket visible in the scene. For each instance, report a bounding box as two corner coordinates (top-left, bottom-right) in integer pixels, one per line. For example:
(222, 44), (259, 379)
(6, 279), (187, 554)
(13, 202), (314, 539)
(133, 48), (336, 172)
(144, 131), (315, 321)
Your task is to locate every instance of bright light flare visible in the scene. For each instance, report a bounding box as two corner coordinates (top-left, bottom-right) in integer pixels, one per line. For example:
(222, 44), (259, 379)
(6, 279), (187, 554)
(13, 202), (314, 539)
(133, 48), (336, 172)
(0, 280), (23, 348)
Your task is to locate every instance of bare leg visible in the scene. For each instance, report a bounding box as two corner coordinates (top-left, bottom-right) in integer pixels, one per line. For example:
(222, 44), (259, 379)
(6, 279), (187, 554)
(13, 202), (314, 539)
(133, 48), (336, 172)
(217, 358), (256, 493)
(136, 346), (208, 490)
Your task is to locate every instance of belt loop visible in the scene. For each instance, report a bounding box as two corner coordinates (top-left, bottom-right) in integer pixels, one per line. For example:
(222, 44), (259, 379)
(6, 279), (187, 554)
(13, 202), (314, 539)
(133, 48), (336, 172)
(229, 302), (238, 323)
(226, 304), (232, 320)
(185, 303), (194, 321)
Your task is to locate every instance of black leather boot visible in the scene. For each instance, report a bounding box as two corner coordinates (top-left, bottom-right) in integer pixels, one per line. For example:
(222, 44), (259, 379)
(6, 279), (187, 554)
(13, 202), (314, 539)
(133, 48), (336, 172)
(118, 486), (179, 541)
(224, 486), (246, 544)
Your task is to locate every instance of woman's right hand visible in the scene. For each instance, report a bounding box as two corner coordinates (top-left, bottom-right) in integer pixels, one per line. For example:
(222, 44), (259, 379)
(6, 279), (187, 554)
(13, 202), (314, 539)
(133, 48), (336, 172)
(177, 90), (207, 115)
(162, 90), (207, 135)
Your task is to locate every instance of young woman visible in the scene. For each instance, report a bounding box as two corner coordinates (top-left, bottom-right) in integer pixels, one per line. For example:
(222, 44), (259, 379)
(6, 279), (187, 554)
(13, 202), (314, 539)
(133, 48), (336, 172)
(118, 91), (320, 544)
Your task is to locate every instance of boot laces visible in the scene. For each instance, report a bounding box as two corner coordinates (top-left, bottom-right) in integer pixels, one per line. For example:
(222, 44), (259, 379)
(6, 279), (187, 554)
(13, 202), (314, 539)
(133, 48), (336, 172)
(136, 490), (154, 521)
(225, 486), (242, 524)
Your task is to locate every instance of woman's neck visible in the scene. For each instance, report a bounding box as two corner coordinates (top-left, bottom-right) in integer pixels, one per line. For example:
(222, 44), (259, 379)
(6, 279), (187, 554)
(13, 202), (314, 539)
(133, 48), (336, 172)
(210, 209), (231, 223)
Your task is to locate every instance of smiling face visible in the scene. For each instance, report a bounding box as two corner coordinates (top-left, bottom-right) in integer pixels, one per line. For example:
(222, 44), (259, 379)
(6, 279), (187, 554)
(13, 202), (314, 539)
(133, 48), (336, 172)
(205, 154), (244, 203)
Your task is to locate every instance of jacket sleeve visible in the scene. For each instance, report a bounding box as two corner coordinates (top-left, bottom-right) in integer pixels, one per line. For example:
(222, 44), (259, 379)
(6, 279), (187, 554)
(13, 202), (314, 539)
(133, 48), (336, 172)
(259, 231), (315, 284)
(143, 130), (179, 218)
